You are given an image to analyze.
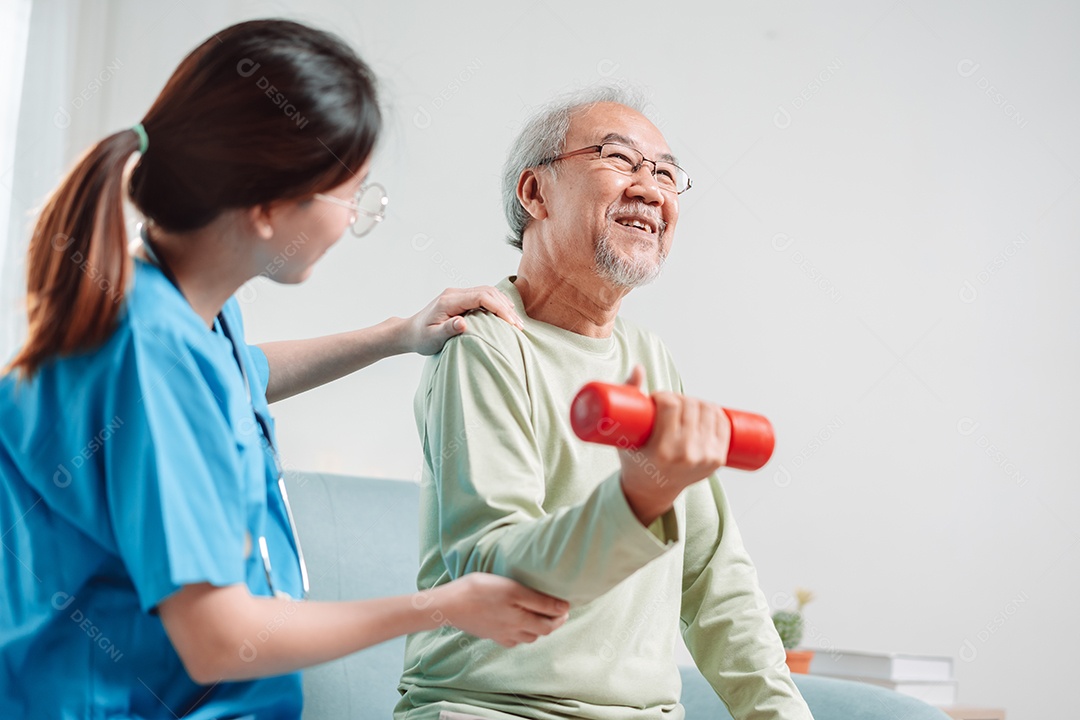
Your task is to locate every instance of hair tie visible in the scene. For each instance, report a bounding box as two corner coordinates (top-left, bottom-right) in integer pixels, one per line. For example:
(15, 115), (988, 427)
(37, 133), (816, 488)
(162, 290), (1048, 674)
(131, 123), (149, 154)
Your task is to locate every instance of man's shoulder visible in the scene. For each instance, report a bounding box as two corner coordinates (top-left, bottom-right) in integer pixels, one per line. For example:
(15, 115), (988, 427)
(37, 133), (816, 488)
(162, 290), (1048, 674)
(444, 276), (524, 351)
(414, 310), (527, 411)
(423, 310), (525, 384)
(460, 308), (522, 349)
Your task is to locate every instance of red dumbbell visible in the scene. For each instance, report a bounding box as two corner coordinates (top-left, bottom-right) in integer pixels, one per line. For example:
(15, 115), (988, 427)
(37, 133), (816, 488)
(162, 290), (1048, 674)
(570, 382), (775, 471)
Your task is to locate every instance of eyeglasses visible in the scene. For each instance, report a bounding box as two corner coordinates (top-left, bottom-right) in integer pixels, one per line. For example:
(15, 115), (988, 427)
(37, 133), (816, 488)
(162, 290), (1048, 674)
(541, 143), (692, 194)
(314, 183), (389, 237)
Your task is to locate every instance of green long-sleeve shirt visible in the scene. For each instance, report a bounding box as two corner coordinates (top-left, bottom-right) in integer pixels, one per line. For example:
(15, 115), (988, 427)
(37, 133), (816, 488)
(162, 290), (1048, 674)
(396, 277), (812, 720)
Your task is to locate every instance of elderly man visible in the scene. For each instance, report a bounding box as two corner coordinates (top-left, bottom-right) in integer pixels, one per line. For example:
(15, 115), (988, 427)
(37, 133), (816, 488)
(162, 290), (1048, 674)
(395, 88), (813, 720)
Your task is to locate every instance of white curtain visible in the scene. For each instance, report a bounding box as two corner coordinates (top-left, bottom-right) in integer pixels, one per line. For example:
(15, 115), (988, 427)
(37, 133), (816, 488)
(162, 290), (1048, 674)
(0, 0), (33, 363)
(0, 0), (85, 363)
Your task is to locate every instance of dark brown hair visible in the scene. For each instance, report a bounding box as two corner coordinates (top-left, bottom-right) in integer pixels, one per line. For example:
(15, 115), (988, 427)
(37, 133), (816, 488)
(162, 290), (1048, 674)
(7, 19), (380, 377)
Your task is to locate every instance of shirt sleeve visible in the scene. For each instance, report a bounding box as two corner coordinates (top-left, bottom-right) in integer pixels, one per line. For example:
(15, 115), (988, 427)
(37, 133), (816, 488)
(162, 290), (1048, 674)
(679, 475), (814, 720)
(247, 344), (270, 397)
(419, 331), (677, 607)
(104, 324), (249, 613)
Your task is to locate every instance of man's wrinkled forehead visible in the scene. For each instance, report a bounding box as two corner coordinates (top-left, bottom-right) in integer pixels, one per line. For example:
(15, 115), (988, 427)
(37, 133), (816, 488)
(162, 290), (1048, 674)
(567, 103), (678, 164)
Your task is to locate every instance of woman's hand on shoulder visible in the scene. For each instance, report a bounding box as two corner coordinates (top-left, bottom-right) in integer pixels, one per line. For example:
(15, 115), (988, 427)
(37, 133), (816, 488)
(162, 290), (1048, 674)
(403, 286), (524, 356)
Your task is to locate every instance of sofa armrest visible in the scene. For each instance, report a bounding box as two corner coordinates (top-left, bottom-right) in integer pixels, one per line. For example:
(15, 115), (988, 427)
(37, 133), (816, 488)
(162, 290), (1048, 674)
(285, 472), (421, 720)
(678, 666), (952, 720)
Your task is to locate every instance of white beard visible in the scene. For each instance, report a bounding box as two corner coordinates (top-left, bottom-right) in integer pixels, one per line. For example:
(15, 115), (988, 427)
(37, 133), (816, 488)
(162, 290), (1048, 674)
(594, 229), (666, 288)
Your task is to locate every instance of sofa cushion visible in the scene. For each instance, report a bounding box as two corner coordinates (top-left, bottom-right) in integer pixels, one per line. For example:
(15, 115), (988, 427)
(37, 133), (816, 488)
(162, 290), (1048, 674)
(679, 665), (950, 720)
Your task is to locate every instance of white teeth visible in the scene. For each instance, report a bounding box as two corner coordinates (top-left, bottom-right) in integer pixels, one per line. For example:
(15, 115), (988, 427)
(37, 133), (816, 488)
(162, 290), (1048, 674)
(618, 218), (653, 233)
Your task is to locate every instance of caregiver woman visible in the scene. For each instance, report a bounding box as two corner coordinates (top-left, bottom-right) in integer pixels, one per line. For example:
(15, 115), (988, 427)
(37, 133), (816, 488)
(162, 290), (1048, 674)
(0, 19), (568, 720)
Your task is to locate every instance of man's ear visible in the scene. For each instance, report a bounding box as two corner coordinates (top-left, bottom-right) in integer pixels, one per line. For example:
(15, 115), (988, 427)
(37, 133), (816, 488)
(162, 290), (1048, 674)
(517, 168), (549, 221)
(246, 204), (275, 241)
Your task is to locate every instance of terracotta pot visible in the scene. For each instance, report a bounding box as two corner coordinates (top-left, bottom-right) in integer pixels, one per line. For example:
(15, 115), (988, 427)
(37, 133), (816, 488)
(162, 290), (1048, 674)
(785, 649), (815, 674)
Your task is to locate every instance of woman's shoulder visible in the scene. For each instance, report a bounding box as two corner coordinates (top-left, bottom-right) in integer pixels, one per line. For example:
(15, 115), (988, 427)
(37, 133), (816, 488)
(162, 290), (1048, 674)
(123, 262), (245, 396)
(1, 260), (245, 429)
(124, 259), (210, 340)
(28, 261), (236, 398)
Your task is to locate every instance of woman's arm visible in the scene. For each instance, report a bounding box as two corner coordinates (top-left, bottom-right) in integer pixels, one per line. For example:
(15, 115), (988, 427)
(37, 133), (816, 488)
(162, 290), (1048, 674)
(158, 573), (567, 684)
(259, 286), (523, 403)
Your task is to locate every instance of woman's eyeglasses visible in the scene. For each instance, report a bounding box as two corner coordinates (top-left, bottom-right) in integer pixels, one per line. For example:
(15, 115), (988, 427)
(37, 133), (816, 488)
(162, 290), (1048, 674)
(314, 183), (389, 237)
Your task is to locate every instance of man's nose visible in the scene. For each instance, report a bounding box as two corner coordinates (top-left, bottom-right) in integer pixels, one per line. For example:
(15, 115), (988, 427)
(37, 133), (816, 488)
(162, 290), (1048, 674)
(626, 166), (665, 206)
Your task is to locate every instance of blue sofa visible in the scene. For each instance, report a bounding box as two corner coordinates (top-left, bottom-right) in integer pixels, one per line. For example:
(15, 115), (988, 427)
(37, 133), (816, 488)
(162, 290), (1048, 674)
(285, 472), (950, 720)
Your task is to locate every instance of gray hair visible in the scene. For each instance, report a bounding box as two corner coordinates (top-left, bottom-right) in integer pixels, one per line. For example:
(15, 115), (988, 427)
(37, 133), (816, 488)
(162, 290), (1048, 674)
(501, 84), (651, 250)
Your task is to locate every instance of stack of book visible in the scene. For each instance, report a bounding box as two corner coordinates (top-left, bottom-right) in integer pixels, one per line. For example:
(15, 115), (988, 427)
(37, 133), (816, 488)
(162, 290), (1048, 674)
(806, 648), (957, 706)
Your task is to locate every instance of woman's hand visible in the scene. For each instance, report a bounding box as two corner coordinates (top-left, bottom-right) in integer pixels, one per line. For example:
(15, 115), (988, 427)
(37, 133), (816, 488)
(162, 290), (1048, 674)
(429, 573), (569, 648)
(159, 576), (568, 684)
(403, 287), (524, 356)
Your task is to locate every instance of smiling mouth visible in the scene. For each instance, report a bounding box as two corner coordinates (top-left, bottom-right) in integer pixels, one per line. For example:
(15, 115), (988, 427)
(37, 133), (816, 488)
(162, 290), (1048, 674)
(614, 216), (658, 235)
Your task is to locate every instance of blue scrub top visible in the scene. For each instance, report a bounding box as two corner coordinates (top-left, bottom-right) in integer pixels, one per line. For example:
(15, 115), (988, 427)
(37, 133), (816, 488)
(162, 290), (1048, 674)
(0, 258), (304, 719)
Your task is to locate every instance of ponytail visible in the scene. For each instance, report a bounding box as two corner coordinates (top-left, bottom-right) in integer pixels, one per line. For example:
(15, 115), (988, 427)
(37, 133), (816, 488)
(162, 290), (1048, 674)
(5, 128), (141, 378)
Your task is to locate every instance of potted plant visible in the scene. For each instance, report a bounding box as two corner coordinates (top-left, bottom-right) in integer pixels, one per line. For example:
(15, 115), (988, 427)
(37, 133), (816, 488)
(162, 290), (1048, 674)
(772, 588), (815, 673)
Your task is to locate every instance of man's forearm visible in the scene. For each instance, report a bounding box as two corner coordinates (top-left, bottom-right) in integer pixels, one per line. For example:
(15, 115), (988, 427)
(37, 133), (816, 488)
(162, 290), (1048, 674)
(441, 472), (678, 607)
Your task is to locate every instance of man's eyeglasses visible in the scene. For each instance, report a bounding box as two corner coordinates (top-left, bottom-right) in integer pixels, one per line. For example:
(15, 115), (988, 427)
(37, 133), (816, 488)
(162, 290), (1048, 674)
(541, 143), (692, 194)
(314, 183), (389, 237)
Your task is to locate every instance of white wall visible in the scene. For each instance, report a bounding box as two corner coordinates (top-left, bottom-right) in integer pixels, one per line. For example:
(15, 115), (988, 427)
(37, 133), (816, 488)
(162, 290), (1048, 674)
(15, 1), (1078, 717)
